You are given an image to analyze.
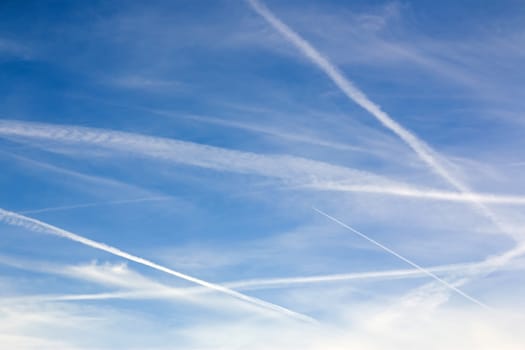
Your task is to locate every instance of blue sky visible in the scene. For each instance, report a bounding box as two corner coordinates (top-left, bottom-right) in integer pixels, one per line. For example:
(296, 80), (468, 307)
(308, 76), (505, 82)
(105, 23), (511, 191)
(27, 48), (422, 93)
(1, 0), (525, 348)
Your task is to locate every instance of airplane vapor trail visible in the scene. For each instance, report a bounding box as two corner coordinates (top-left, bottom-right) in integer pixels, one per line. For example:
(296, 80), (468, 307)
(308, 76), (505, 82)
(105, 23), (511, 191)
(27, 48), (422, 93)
(246, 0), (462, 190)
(1, 259), (496, 303)
(247, 0), (515, 238)
(3, 120), (525, 207)
(313, 207), (490, 309)
(0, 208), (315, 323)
(248, 1), (525, 305)
(307, 182), (525, 205)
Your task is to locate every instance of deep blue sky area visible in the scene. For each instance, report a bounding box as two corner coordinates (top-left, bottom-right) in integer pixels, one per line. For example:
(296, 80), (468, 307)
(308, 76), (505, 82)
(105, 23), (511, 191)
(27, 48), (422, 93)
(1, 1), (525, 349)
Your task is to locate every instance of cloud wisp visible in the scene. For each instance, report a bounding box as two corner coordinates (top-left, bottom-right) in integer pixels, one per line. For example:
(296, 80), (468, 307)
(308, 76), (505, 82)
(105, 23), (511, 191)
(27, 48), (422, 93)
(0, 208), (315, 323)
(151, 109), (366, 152)
(19, 196), (172, 215)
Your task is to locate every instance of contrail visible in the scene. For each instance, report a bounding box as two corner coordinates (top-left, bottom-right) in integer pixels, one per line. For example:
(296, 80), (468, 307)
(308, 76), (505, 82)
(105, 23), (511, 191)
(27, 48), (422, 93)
(248, 0), (525, 301)
(19, 196), (172, 215)
(2, 259), (499, 303)
(5, 250), (522, 306)
(0, 208), (315, 323)
(307, 182), (525, 206)
(313, 207), (490, 309)
(0, 119), (396, 186)
(246, 0), (461, 190)
(3, 120), (525, 207)
(247, 0), (515, 237)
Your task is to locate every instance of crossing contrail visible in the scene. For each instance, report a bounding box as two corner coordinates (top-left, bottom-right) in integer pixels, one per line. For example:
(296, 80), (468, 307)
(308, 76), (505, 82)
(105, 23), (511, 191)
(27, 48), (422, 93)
(1, 258), (498, 303)
(0, 208), (316, 323)
(247, 0), (515, 238)
(313, 207), (490, 309)
(247, 1), (525, 305)
(246, 0), (461, 190)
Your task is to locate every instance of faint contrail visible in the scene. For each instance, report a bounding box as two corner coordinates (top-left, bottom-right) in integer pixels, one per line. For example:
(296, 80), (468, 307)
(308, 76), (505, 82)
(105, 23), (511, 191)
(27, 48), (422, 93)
(247, 0), (515, 238)
(313, 207), (490, 309)
(0, 208), (315, 323)
(151, 109), (366, 153)
(19, 197), (172, 215)
(0, 119), (391, 186)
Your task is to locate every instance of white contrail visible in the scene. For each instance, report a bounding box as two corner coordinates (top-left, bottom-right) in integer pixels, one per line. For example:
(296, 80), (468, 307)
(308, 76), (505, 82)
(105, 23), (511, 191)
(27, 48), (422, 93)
(19, 197), (172, 215)
(247, 0), (516, 237)
(0, 208), (315, 323)
(11, 256), (521, 306)
(2, 260), (499, 303)
(248, 1), (525, 303)
(308, 182), (525, 206)
(3, 120), (525, 207)
(313, 207), (490, 309)
(0, 119), (392, 186)
(246, 0), (460, 190)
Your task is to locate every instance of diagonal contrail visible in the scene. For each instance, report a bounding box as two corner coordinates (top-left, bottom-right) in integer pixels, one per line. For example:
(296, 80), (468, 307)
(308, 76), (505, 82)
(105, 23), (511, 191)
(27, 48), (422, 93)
(247, 1), (525, 304)
(0, 208), (316, 323)
(246, 0), (462, 190)
(313, 207), (490, 309)
(247, 0), (515, 238)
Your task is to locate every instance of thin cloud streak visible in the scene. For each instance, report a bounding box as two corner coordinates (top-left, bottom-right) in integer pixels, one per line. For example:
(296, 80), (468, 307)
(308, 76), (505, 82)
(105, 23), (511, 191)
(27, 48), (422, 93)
(313, 207), (490, 309)
(152, 109), (366, 152)
(0, 208), (315, 323)
(19, 196), (172, 215)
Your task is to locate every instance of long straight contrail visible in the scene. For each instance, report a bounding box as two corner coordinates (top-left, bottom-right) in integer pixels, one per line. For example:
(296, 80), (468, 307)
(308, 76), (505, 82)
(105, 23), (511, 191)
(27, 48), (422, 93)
(247, 0), (515, 238)
(313, 207), (490, 309)
(0, 208), (315, 323)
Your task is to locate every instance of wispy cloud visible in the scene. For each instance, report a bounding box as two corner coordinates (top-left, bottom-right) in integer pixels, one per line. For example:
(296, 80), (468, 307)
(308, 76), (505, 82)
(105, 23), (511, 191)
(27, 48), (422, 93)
(19, 196), (172, 215)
